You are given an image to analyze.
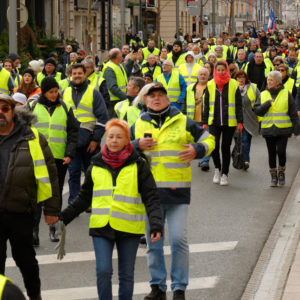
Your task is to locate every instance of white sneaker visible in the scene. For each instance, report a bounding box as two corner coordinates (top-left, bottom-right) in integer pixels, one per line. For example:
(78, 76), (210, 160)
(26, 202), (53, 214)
(213, 169), (220, 184)
(220, 174), (229, 186)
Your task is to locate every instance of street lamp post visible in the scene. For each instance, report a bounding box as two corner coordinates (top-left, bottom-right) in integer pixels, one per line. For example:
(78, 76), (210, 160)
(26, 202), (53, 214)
(9, 0), (17, 53)
(176, 0), (179, 39)
(121, 0), (125, 46)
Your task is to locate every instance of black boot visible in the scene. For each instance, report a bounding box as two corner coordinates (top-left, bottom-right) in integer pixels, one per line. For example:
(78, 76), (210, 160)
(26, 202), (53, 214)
(173, 290), (185, 300)
(30, 295), (42, 300)
(278, 166), (285, 186)
(33, 227), (39, 247)
(140, 235), (147, 244)
(49, 225), (59, 242)
(144, 284), (166, 300)
(269, 168), (278, 187)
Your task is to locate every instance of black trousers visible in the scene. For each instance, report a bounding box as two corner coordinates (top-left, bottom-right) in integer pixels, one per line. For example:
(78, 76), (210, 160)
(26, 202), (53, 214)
(0, 212), (41, 298)
(34, 159), (68, 230)
(209, 125), (237, 175)
(265, 136), (288, 169)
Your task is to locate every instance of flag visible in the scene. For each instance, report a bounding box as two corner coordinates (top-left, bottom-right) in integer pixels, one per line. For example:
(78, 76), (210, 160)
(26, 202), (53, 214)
(267, 9), (276, 32)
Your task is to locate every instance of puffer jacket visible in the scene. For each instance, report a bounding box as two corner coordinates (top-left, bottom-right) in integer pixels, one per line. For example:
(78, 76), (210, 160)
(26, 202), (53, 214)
(60, 150), (162, 238)
(0, 107), (60, 215)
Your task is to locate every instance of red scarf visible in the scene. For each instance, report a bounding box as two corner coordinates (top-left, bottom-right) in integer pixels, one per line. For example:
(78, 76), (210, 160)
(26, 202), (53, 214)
(101, 143), (133, 169)
(213, 60), (231, 92)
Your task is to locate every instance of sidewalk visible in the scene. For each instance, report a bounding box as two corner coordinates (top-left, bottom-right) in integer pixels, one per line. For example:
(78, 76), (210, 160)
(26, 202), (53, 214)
(241, 168), (300, 300)
(282, 240), (300, 300)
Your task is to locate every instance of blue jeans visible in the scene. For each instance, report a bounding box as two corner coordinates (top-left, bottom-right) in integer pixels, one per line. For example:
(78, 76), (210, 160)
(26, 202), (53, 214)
(242, 129), (252, 163)
(68, 146), (96, 203)
(199, 155), (210, 166)
(145, 203), (189, 292)
(93, 236), (140, 300)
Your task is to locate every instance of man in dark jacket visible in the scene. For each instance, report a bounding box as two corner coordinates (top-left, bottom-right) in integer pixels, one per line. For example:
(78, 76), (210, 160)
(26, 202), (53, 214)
(60, 44), (73, 68)
(63, 63), (108, 204)
(0, 94), (60, 300)
(130, 83), (215, 300)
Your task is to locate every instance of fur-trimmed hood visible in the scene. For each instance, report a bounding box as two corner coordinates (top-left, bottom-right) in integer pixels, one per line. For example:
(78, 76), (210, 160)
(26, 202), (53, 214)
(15, 105), (37, 126)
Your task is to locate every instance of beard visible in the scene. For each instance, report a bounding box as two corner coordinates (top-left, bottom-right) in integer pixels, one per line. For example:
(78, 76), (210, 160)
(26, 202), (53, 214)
(0, 114), (8, 127)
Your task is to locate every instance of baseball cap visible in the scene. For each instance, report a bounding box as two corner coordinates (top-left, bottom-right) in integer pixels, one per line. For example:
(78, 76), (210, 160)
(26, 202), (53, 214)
(0, 94), (16, 108)
(146, 83), (167, 96)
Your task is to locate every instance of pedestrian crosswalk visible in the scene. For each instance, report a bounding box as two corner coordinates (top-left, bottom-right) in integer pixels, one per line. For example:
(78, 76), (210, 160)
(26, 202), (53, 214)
(7, 240), (238, 299)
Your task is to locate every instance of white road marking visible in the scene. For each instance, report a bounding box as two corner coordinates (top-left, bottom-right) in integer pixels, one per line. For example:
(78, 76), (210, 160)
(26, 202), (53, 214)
(40, 277), (219, 299)
(7, 241), (237, 267)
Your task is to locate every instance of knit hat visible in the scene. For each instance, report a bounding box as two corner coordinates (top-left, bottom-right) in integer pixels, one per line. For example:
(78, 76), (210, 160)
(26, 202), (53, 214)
(173, 40), (183, 48)
(23, 68), (35, 78)
(12, 92), (27, 105)
(44, 58), (57, 67)
(185, 51), (195, 61)
(41, 77), (59, 94)
(8, 53), (21, 62)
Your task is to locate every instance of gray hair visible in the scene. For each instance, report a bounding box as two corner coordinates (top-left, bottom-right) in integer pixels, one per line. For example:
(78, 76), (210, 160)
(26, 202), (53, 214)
(237, 49), (245, 55)
(273, 56), (284, 63)
(207, 51), (217, 58)
(268, 70), (282, 83)
(82, 59), (94, 68)
(198, 67), (209, 76)
(70, 52), (78, 58)
(132, 83), (156, 107)
(162, 60), (174, 67)
(215, 45), (223, 51)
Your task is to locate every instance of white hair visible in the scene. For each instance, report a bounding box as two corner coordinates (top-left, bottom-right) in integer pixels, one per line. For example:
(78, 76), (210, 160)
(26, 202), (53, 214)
(163, 60), (174, 67)
(198, 67), (209, 76)
(207, 51), (217, 58)
(268, 70), (282, 84)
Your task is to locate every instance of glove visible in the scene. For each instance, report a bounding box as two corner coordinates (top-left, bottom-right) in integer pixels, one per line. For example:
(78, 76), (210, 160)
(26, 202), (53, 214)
(238, 123), (243, 131)
(54, 221), (66, 260)
(203, 124), (207, 130)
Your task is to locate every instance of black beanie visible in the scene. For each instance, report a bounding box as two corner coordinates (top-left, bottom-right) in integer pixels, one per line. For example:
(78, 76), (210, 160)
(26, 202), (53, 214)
(44, 58), (57, 67)
(8, 53), (21, 62)
(23, 68), (35, 78)
(173, 40), (182, 48)
(41, 77), (59, 94)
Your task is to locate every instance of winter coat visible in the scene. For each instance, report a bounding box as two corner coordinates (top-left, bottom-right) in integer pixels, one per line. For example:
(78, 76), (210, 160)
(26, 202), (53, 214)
(0, 108), (60, 215)
(60, 150), (162, 238)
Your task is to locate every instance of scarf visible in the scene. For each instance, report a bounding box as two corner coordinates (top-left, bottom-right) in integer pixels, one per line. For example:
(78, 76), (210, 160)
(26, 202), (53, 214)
(213, 61), (231, 91)
(101, 143), (133, 169)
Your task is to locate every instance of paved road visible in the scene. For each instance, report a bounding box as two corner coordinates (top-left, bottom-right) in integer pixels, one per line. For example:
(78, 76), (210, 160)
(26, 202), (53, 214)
(5, 136), (300, 300)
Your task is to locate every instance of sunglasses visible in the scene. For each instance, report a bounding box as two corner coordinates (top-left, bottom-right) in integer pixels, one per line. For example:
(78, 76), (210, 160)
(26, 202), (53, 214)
(274, 64), (281, 66)
(279, 69), (286, 72)
(0, 105), (11, 113)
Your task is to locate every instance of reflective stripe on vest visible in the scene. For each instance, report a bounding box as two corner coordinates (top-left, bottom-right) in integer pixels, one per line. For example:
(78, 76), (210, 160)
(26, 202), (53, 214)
(206, 79), (239, 126)
(114, 99), (130, 119)
(28, 127), (52, 203)
(178, 63), (200, 85)
(0, 68), (10, 95)
(37, 72), (62, 86)
(156, 70), (181, 102)
(186, 83), (197, 118)
(90, 164), (146, 234)
(296, 66), (300, 87)
(63, 85), (96, 123)
(32, 103), (68, 159)
(103, 61), (128, 101)
(284, 77), (295, 94)
(260, 89), (292, 128)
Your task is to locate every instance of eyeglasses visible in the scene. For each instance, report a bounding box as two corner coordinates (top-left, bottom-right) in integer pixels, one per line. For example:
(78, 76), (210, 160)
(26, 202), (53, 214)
(0, 105), (11, 113)
(279, 69), (286, 72)
(274, 64), (281, 66)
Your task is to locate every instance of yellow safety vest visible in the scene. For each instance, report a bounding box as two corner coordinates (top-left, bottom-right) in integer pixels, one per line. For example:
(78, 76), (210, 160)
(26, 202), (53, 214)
(59, 78), (71, 91)
(260, 89), (292, 129)
(90, 163), (146, 234)
(134, 112), (215, 188)
(0, 68), (10, 95)
(179, 63), (200, 85)
(32, 102), (69, 159)
(28, 127), (52, 203)
(14, 74), (22, 88)
(206, 79), (239, 126)
(0, 275), (11, 299)
(63, 85), (96, 123)
(114, 99), (130, 119)
(295, 66), (300, 87)
(247, 83), (257, 107)
(88, 72), (105, 92)
(156, 70), (181, 103)
(126, 106), (141, 127)
(186, 83), (197, 118)
(103, 61), (128, 101)
(141, 64), (162, 81)
(167, 53), (186, 68)
(37, 72), (62, 86)
(142, 47), (160, 59)
(284, 77), (295, 94)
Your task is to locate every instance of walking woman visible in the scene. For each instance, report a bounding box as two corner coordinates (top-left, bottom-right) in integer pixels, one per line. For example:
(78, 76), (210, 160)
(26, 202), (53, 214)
(254, 71), (300, 187)
(60, 119), (162, 300)
(30, 77), (78, 245)
(234, 70), (260, 170)
(203, 60), (243, 185)
(13, 68), (41, 102)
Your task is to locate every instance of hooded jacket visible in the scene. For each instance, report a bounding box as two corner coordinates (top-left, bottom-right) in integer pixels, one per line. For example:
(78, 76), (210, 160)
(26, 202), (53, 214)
(0, 107), (60, 215)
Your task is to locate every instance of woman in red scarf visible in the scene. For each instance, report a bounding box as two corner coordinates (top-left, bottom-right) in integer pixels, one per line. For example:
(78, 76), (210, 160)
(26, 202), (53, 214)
(202, 60), (243, 186)
(60, 119), (162, 300)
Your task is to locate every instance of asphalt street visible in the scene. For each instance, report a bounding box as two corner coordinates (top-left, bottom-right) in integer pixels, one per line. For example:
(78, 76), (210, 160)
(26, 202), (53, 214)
(5, 135), (300, 300)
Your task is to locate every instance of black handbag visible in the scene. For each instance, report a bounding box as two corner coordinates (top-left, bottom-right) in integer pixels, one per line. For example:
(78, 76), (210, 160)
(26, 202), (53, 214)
(231, 130), (245, 169)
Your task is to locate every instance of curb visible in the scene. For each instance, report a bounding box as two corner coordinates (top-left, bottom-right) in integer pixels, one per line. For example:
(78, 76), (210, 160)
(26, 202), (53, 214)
(241, 168), (300, 300)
